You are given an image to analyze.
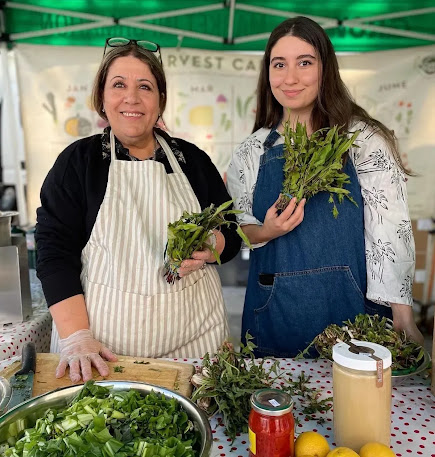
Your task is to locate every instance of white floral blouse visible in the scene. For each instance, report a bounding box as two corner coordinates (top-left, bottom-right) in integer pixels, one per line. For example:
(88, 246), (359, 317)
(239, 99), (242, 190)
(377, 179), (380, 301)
(227, 120), (415, 306)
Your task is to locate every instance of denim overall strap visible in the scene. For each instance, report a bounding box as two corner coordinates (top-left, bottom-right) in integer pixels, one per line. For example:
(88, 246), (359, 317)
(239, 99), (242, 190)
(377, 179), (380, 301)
(242, 129), (391, 358)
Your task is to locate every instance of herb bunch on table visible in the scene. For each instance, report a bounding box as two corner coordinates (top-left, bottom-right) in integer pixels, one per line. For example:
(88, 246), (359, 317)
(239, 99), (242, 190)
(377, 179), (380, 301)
(191, 334), (332, 442)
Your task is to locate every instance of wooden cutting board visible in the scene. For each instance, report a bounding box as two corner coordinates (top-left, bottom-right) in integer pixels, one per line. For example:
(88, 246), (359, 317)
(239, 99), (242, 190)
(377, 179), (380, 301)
(0, 353), (195, 398)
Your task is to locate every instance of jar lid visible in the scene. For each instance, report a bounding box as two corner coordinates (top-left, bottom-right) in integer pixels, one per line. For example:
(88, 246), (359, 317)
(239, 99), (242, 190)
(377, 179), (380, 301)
(250, 388), (293, 416)
(333, 340), (392, 371)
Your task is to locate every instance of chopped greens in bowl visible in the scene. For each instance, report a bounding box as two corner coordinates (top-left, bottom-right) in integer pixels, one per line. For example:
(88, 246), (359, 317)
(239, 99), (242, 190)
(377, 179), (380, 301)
(0, 381), (211, 457)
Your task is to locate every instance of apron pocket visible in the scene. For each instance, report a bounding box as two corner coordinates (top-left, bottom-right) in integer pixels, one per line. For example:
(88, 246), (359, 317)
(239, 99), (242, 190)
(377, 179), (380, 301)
(364, 300), (393, 319)
(253, 266), (366, 357)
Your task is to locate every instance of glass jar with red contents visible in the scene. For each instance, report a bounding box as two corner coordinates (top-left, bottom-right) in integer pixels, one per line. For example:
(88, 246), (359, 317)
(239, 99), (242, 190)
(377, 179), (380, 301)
(248, 388), (295, 457)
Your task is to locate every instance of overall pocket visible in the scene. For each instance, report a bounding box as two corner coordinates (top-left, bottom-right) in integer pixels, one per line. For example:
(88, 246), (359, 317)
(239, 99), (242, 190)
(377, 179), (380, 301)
(253, 266), (366, 357)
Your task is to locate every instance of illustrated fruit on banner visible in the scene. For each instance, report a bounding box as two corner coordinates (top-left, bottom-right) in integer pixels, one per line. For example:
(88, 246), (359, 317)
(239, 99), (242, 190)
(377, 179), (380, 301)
(64, 115), (92, 137)
(189, 106), (213, 126)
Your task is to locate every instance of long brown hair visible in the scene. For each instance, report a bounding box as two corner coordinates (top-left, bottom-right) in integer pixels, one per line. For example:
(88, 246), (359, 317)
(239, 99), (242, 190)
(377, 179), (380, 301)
(253, 16), (411, 174)
(92, 43), (167, 122)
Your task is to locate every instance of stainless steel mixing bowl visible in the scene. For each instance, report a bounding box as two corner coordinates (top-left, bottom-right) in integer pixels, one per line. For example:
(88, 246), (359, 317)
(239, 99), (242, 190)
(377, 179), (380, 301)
(0, 377), (11, 416)
(0, 381), (212, 456)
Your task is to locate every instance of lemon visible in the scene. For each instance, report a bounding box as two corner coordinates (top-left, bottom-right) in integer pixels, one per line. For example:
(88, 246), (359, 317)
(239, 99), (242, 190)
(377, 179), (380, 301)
(295, 431), (330, 457)
(360, 442), (396, 457)
(326, 447), (359, 457)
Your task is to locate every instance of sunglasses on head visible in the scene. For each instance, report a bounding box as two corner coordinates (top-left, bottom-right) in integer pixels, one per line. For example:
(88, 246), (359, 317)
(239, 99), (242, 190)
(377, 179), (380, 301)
(103, 37), (162, 64)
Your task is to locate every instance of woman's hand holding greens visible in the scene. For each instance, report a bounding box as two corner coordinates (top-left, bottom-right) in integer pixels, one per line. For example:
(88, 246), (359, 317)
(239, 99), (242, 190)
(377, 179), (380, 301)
(391, 303), (425, 346)
(178, 230), (224, 277)
(242, 195), (305, 245)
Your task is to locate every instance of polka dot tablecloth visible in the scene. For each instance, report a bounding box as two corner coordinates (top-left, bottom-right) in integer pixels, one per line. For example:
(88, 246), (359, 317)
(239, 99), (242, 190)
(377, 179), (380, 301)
(0, 277), (433, 457)
(0, 270), (52, 372)
(169, 357), (434, 457)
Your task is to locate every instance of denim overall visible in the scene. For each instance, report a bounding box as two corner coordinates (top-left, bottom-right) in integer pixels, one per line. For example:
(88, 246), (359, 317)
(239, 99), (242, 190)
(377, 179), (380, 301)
(242, 129), (392, 358)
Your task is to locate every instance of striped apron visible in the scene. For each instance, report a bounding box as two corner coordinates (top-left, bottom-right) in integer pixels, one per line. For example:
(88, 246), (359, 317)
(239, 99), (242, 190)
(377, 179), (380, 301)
(51, 131), (228, 357)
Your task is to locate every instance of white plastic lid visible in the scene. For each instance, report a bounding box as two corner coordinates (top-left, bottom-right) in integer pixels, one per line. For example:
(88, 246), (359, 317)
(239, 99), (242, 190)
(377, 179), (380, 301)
(332, 340), (392, 371)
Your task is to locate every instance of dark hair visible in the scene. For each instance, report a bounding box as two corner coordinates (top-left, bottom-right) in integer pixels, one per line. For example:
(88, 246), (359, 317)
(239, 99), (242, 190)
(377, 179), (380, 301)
(92, 43), (166, 122)
(253, 16), (410, 174)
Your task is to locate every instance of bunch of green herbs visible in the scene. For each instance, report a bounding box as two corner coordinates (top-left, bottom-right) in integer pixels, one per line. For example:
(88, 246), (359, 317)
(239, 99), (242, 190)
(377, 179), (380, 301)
(1, 381), (199, 457)
(297, 313), (425, 373)
(191, 333), (332, 442)
(164, 200), (251, 283)
(277, 117), (360, 217)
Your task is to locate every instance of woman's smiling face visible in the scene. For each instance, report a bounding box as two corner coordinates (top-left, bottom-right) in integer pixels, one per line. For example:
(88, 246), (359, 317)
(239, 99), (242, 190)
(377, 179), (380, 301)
(103, 55), (160, 149)
(269, 35), (321, 119)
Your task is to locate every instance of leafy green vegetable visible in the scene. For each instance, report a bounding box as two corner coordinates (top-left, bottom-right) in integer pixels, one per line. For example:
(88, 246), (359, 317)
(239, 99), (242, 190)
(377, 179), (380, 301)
(164, 200), (252, 284)
(114, 365), (124, 373)
(1, 381), (200, 457)
(191, 333), (332, 442)
(297, 313), (425, 372)
(277, 116), (360, 218)
(286, 372), (332, 426)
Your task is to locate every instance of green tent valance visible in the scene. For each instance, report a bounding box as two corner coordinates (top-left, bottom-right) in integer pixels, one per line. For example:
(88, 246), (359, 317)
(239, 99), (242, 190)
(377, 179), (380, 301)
(2, 0), (435, 52)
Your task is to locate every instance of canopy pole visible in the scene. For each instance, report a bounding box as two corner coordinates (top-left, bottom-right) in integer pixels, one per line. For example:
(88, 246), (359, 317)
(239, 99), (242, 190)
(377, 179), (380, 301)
(227, 0), (236, 43)
(5, 2), (110, 22)
(235, 3), (337, 25)
(125, 3), (224, 22)
(0, 40), (28, 225)
(120, 19), (224, 44)
(10, 20), (113, 41)
(349, 7), (435, 23)
(233, 32), (272, 45)
(342, 21), (435, 42)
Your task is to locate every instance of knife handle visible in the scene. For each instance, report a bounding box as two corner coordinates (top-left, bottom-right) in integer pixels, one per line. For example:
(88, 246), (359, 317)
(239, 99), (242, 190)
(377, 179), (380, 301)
(16, 342), (36, 375)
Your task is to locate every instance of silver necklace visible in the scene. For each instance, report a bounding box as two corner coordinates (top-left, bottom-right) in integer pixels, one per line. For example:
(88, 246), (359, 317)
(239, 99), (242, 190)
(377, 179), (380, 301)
(145, 136), (158, 161)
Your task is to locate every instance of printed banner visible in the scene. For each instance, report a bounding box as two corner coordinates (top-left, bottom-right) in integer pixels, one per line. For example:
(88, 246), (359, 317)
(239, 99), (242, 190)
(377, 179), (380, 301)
(14, 44), (435, 222)
(338, 46), (435, 221)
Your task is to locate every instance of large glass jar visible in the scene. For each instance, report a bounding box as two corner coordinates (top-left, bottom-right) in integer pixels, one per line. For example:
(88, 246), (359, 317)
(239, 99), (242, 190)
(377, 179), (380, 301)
(248, 388), (294, 457)
(333, 340), (392, 452)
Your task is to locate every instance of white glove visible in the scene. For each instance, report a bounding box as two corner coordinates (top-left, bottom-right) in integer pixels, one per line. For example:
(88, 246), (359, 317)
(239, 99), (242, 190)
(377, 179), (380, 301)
(56, 329), (118, 383)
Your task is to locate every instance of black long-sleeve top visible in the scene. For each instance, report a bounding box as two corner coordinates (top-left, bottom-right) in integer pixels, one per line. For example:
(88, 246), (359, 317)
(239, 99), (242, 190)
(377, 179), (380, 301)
(36, 128), (241, 306)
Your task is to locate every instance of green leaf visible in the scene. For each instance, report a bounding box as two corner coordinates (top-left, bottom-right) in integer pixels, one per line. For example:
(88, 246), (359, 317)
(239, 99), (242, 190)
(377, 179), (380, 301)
(243, 94), (254, 116)
(236, 225), (252, 249)
(236, 97), (242, 117)
(213, 199), (234, 214)
(280, 110), (360, 218)
(164, 200), (251, 282)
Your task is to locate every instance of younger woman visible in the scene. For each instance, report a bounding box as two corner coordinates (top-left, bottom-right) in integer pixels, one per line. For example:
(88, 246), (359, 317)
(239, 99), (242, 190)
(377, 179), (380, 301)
(227, 16), (423, 357)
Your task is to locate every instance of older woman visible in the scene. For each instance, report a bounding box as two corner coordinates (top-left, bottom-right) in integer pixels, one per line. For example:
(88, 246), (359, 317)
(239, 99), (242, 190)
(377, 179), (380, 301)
(36, 38), (241, 382)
